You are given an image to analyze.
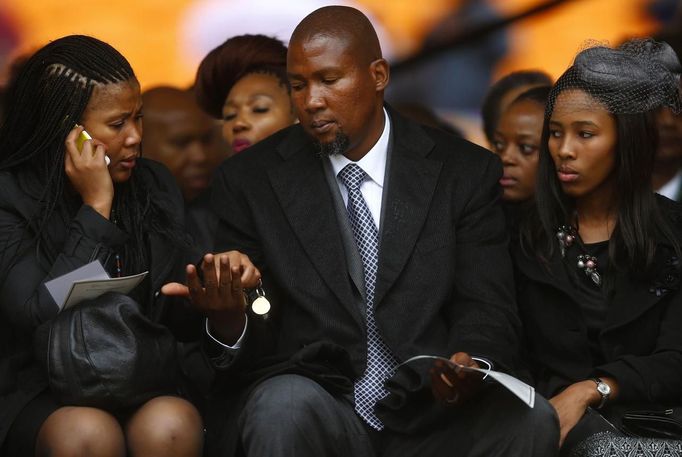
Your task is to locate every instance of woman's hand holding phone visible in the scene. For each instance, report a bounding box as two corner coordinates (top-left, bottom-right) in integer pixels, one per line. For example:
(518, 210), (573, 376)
(65, 125), (114, 219)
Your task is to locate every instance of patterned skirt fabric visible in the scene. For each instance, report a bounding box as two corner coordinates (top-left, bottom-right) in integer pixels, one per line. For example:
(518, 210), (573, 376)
(571, 431), (682, 457)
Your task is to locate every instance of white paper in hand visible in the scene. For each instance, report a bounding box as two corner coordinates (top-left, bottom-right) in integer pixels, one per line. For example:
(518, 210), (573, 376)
(398, 355), (536, 408)
(44, 260), (149, 311)
(62, 271), (148, 310)
(45, 260), (109, 310)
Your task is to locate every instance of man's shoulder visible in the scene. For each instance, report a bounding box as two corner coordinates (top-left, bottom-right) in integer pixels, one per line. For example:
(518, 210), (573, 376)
(389, 108), (495, 170)
(426, 125), (493, 161)
(215, 124), (308, 177)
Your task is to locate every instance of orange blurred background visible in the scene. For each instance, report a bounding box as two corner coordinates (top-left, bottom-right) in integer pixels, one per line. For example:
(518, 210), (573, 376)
(2, 0), (676, 144)
(0, 0), (662, 89)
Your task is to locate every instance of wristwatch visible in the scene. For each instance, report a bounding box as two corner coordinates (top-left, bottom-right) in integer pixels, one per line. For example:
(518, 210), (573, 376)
(592, 378), (611, 409)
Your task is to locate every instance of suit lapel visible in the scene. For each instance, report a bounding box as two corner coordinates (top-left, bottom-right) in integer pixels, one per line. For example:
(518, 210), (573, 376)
(268, 128), (364, 327)
(373, 112), (441, 308)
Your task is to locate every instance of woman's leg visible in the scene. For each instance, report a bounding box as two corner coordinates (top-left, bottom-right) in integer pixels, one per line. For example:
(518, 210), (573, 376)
(125, 396), (204, 457)
(35, 406), (126, 457)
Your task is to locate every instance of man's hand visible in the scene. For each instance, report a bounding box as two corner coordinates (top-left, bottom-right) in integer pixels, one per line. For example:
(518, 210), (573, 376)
(430, 352), (484, 406)
(161, 251), (261, 344)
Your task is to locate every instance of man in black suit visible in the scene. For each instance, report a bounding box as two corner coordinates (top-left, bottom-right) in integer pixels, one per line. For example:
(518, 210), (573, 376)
(180, 5), (559, 457)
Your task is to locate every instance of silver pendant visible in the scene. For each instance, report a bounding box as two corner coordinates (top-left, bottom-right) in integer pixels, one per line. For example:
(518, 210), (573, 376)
(252, 296), (271, 315)
(250, 280), (271, 315)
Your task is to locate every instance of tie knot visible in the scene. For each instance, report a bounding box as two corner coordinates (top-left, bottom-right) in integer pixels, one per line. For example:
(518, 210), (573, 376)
(338, 163), (368, 191)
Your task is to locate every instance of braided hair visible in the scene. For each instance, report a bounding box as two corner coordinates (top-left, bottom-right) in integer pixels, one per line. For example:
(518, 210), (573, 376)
(0, 35), (188, 275)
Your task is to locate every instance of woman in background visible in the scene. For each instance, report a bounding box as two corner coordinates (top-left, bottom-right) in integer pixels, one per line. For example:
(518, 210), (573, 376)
(481, 69), (552, 149)
(195, 34), (297, 154)
(491, 85), (550, 204)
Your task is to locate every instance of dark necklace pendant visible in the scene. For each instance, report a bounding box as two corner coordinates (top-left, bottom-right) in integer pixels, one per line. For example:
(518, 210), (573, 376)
(577, 254), (601, 287)
(556, 225), (577, 258)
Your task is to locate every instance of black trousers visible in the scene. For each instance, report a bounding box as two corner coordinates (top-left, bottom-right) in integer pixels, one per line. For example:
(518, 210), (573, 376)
(238, 374), (560, 457)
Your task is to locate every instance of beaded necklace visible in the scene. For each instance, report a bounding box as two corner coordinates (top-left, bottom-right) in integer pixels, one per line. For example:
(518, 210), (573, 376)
(111, 209), (123, 278)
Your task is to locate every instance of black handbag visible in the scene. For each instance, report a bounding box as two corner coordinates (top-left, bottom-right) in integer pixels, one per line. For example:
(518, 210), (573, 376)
(621, 408), (682, 440)
(35, 292), (178, 411)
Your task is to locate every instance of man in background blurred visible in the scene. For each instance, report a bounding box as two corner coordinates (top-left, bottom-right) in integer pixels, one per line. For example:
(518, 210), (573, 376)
(142, 86), (228, 251)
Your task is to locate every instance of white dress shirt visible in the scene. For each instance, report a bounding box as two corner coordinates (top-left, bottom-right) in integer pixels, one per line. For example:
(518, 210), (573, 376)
(328, 108), (391, 229)
(656, 170), (682, 201)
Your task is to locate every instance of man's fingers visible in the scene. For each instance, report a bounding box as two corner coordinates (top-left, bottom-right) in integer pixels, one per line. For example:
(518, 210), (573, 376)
(202, 254), (221, 300)
(450, 352), (479, 380)
(451, 352), (473, 367)
(218, 255), (231, 288)
(430, 366), (460, 405)
(186, 264), (206, 303)
(241, 264), (261, 288)
(160, 282), (190, 297)
(218, 256), (234, 303)
(230, 265), (244, 301)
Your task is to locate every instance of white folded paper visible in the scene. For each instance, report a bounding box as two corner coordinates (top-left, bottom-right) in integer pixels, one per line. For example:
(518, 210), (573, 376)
(397, 355), (536, 408)
(45, 260), (148, 311)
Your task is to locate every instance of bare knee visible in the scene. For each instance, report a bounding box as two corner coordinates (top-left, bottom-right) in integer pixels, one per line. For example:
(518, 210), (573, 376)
(36, 406), (125, 457)
(126, 396), (203, 457)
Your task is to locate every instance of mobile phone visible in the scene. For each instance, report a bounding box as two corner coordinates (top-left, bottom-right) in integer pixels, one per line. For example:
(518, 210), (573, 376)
(75, 127), (110, 165)
(75, 129), (92, 152)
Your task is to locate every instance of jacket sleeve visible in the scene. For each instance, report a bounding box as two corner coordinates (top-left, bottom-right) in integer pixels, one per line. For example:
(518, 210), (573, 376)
(446, 153), (522, 373)
(594, 292), (682, 403)
(0, 204), (127, 331)
(205, 161), (278, 374)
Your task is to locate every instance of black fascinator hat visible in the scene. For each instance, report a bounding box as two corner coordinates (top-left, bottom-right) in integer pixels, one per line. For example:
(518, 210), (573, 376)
(547, 39), (681, 116)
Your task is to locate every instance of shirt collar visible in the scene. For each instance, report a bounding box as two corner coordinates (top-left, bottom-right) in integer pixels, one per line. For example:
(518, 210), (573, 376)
(657, 170), (682, 201)
(328, 108), (391, 187)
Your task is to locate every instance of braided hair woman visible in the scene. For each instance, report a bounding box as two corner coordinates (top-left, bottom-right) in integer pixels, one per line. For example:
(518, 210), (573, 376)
(0, 35), (258, 457)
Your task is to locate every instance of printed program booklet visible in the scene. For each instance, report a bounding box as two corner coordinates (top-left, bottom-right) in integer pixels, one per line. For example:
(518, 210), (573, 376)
(45, 260), (148, 311)
(398, 355), (535, 408)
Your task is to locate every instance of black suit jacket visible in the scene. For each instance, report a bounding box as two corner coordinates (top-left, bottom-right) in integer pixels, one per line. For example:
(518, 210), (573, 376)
(0, 159), (201, 447)
(206, 108), (521, 454)
(512, 196), (682, 406)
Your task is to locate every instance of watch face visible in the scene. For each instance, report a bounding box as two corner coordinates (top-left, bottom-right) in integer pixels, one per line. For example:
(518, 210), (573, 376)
(597, 382), (611, 396)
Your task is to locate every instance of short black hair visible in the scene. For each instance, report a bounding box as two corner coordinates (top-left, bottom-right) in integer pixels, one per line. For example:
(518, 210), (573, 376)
(509, 85), (551, 110)
(481, 70), (552, 143)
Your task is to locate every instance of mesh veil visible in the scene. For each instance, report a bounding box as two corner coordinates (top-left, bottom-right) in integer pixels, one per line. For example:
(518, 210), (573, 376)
(547, 38), (682, 116)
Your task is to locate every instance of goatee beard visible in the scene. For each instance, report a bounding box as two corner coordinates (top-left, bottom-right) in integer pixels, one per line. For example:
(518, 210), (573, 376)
(313, 131), (350, 157)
